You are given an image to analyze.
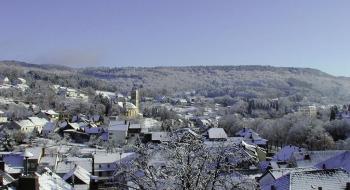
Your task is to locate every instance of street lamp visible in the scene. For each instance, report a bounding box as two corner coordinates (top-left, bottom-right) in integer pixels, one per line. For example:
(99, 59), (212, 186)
(23, 150), (33, 176)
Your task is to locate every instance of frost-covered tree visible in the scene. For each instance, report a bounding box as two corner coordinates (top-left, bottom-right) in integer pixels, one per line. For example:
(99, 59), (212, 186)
(115, 132), (256, 190)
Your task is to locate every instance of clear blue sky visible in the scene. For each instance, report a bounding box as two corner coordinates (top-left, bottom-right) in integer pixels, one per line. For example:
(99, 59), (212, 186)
(0, 1), (349, 76)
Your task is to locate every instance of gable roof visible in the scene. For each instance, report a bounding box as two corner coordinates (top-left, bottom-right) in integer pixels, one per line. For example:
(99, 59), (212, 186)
(63, 165), (91, 185)
(38, 167), (73, 190)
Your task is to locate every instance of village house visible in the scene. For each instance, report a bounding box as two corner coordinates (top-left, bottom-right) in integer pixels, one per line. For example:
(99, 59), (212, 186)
(143, 131), (171, 143)
(92, 152), (120, 177)
(38, 110), (60, 121)
(108, 120), (129, 145)
(266, 169), (350, 190)
(235, 128), (268, 148)
(259, 167), (316, 189)
(38, 167), (73, 190)
(62, 165), (92, 190)
(207, 128), (228, 141)
(27, 117), (49, 134)
(298, 105), (317, 117)
(12, 119), (36, 134)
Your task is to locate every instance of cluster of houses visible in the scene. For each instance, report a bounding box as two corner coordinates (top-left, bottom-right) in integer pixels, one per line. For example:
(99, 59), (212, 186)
(0, 76), (29, 92)
(51, 85), (89, 101)
(0, 85), (350, 189)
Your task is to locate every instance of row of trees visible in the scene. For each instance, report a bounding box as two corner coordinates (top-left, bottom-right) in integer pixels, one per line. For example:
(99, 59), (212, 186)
(219, 112), (350, 150)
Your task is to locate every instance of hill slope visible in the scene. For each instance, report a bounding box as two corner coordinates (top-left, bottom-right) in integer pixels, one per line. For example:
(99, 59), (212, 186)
(1, 61), (350, 104)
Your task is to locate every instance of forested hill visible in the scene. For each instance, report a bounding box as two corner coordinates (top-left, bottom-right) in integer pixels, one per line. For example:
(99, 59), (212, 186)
(1, 60), (350, 104)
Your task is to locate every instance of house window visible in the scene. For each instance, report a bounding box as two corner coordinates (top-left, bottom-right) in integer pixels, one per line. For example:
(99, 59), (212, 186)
(99, 164), (101, 168)
(107, 164), (110, 168)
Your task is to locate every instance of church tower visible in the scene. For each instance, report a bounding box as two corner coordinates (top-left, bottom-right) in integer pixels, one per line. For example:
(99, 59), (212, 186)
(131, 88), (140, 112)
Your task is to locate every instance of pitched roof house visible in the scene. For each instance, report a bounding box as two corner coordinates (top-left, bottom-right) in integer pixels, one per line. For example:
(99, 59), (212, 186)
(267, 169), (350, 190)
(235, 128), (268, 148)
(207, 128), (228, 141)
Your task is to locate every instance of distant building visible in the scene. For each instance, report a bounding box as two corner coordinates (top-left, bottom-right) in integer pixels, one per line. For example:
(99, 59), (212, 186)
(0, 110), (7, 123)
(235, 128), (268, 148)
(298, 105), (317, 117)
(38, 110), (59, 121)
(131, 88), (140, 113)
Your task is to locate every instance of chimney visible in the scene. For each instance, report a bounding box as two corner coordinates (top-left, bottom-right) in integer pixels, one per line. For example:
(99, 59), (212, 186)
(124, 120), (127, 125)
(322, 164), (326, 169)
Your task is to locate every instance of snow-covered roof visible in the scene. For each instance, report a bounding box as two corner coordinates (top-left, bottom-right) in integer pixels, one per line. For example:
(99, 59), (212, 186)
(28, 117), (48, 126)
(125, 102), (137, 109)
(15, 119), (35, 128)
(271, 169), (350, 190)
(129, 123), (141, 129)
(39, 156), (57, 167)
(38, 167), (73, 190)
(96, 90), (116, 99)
(272, 145), (306, 162)
(293, 150), (347, 168)
(151, 132), (170, 142)
(56, 157), (92, 174)
(235, 128), (267, 145)
(68, 123), (81, 130)
(63, 165), (91, 185)
(208, 128), (227, 139)
(141, 118), (161, 129)
(315, 151), (350, 172)
(42, 109), (59, 116)
(109, 124), (128, 131)
(94, 152), (121, 164)
(26, 147), (43, 160)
